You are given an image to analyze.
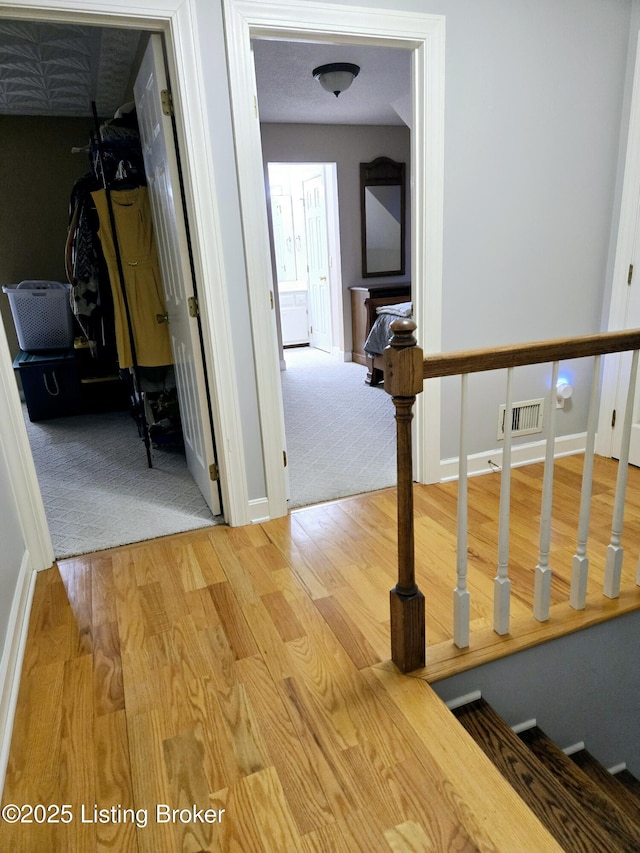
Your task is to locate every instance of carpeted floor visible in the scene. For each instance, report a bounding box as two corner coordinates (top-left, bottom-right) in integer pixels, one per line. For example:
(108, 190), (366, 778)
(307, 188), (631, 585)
(23, 347), (395, 557)
(281, 346), (396, 508)
(23, 406), (218, 559)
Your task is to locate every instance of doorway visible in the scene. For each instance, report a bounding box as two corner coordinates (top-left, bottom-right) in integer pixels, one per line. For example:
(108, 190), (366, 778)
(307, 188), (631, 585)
(0, 23), (221, 558)
(598, 29), (640, 463)
(268, 162), (341, 356)
(224, 0), (446, 519)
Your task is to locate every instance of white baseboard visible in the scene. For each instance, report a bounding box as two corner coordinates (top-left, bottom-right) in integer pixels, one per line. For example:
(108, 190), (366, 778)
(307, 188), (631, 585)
(445, 690), (482, 710)
(0, 551), (36, 796)
(332, 346), (350, 363)
(248, 497), (271, 524)
(512, 718), (537, 734)
(562, 741), (585, 756)
(439, 432), (587, 482)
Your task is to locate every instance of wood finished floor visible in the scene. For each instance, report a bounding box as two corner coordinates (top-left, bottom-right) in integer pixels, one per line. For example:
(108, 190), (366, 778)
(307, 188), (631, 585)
(3, 454), (639, 851)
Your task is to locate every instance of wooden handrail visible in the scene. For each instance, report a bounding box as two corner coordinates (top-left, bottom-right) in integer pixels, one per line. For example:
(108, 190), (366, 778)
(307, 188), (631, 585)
(422, 328), (640, 379)
(384, 321), (640, 673)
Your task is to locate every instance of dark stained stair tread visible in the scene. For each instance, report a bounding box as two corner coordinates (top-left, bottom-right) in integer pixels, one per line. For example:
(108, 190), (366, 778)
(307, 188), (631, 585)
(615, 768), (640, 800)
(569, 748), (640, 821)
(453, 698), (639, 853)
(518, 727), (640, 850)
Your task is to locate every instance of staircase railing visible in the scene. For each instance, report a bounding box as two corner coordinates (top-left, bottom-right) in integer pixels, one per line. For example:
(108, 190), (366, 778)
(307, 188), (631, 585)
(384, 319), (640, 673)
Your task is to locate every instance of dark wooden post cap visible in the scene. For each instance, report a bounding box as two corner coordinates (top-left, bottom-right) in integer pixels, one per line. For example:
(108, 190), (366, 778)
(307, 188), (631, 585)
(389, 318), (417, 349)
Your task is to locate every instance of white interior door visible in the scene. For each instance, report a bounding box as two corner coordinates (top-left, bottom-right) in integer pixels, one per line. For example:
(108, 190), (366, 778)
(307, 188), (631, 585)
(134, 34), (221, 514)
(610, 190), (640, 466)
(303, 173), (332, 353)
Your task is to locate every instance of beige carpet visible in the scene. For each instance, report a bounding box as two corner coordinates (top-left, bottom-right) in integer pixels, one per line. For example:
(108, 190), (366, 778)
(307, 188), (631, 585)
(281, 346), (396, 508)
(23, 406), (218, 559)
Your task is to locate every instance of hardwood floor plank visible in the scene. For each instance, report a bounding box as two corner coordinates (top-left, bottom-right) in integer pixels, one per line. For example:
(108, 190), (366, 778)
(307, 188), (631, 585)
(127, 709), (173, 853)
(276, 674), (361, 821)
(94, 709), (138, 852)
(93, 620), (125, 716)
(221, 766), (301, 852)
(162, 730), (218, 852)
(189, 531), (228, 585)
(208, 581), (260, 660)
(237, 655), (335, 835)
(314, 595), (381, 669)
(384, 820), (439, 852)
(111, 550), (146, 654)
(214, 682), (272, 777)
(5, 456), (640, 851)
(261, 589), (306, 642)
(90, 553), (118, 627)
(365, 666), (563, 851)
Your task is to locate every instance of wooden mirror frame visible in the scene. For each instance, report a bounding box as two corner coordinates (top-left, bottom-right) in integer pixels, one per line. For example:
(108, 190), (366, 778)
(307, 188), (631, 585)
(360, 157), (406, 278)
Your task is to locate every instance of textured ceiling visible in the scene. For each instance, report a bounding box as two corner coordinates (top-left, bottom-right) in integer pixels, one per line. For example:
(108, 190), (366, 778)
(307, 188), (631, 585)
(252, 39), (412, 126)
(0, 21), (142, 117)
(0, 21), (411, 126)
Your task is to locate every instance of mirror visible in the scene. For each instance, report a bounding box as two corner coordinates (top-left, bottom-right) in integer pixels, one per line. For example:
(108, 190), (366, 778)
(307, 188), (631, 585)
(360, 157), (406, 277)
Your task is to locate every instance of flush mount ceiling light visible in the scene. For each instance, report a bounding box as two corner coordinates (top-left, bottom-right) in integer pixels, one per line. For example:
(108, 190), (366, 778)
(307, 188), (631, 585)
(312, 62), (360, 98)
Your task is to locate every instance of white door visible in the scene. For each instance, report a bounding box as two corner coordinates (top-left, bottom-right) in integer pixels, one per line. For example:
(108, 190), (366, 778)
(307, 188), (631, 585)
(610, 191), (640, 466)
(303, 174), (332, 353)
(134, 34), (221, 514)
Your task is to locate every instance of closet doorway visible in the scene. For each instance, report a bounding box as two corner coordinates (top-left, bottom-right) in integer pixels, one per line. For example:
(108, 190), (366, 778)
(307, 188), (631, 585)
(0, 23), (221, 558)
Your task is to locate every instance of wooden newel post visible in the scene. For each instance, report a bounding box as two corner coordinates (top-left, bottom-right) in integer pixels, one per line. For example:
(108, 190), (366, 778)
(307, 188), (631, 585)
(384, 319), (426, 672)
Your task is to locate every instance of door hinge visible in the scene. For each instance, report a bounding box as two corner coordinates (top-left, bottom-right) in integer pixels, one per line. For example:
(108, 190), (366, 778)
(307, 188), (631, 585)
(283, 450), (287, 467)
(161, 88), (174, 117)
(612, 408), (617, 428)
(270, 291), (274, 309)
(188, 296), (199, 318)
(629, 264), (634, 285)
(209, 463), (219, 481)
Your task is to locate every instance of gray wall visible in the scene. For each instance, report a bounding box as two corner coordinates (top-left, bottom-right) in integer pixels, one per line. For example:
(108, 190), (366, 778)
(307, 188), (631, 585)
(433, 611), (640, 777)
(216, 0), (635, 466)
(260, 123), (411, 353)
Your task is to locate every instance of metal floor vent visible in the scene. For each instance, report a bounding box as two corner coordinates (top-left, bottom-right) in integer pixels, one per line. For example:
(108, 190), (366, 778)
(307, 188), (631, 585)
(497, 398), (544, 440)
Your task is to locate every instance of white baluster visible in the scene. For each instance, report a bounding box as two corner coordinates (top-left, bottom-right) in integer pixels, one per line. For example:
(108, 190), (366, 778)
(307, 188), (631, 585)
(534, 362), (559, 621)
(454, 373), (470, 648)
(571, 355), (601, 609)
(495, 367), (512, 635)
(604, 349), (639, 598)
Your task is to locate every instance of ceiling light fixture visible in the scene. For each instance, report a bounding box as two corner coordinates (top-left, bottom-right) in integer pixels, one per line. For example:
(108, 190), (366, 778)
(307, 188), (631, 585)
(312, 62), (360, 98)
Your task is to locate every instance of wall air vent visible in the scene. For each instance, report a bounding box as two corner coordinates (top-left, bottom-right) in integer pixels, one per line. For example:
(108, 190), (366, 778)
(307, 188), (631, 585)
(497, 398), (544, 440)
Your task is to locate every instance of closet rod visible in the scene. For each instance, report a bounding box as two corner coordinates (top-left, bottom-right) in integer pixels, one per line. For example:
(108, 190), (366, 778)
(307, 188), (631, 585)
(90, 101), (153, 469)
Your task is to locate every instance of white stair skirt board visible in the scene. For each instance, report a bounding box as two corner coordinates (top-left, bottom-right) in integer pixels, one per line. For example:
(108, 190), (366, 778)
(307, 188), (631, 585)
(439, 432), (587, 482)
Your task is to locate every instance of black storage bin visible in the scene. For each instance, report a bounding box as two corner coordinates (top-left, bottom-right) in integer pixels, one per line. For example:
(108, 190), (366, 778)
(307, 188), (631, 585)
(14, 349), (81, 421)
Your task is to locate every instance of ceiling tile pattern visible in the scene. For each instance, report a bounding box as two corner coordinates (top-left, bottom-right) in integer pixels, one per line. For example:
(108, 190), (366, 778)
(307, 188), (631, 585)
(0, 21), (141, 117)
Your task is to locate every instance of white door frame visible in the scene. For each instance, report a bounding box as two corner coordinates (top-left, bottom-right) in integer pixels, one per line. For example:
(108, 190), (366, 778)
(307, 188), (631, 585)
(223, 0), (445, 519)
(0, 0), (251, 558)
(597, 29), (640, 459)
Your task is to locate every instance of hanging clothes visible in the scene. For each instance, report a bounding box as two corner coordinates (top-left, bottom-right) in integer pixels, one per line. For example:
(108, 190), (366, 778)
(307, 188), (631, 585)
(91, 186), (173, 369)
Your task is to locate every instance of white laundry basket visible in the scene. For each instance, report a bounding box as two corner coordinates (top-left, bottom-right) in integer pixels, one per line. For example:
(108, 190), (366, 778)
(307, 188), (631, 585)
(2, 281), (74, 352)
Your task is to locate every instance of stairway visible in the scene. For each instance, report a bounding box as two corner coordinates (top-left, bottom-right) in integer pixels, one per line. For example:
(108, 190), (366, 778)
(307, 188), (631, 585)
(453, 698), (640, 853)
